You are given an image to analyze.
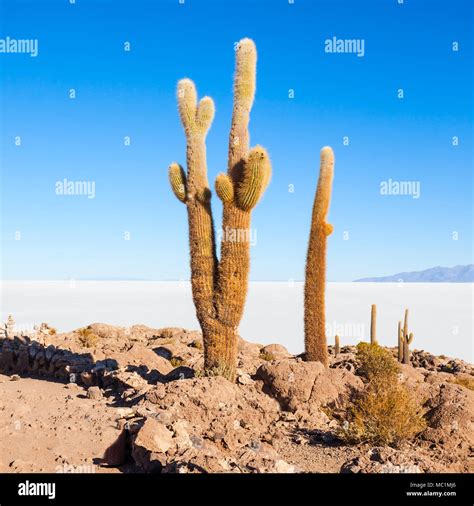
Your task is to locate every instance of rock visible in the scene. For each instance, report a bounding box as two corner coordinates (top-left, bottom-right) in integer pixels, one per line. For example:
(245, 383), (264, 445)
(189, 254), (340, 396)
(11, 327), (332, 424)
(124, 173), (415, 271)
(256, 360), (323, 411)
(273, 459), (297, 473)
(260, 344), (291, 360)
(109, 369), (149, 392)
(237, 372), (253, 385)
(421, 383), (474, 451)
(134, 418), (174, 454)
(87, 386), (103, 400)
(341, 447), (429, 474)
(256, 359), (362, 413)
(172, 420), (192, 449)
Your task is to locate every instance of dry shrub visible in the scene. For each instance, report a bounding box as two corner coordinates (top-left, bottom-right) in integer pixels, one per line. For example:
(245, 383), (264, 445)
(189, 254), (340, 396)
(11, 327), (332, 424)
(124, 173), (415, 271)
(259, 350), (275, 362)
(77, 327), (99, 348)
(356, 342), (400, 381)
(451, 376), (474, 391)
(170, 357), (186, 367)
(338, 342), (426, 446)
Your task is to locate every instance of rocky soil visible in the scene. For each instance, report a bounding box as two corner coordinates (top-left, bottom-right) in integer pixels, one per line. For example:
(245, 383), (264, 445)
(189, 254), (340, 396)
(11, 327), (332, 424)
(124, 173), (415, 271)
(0, 323), (473, 474)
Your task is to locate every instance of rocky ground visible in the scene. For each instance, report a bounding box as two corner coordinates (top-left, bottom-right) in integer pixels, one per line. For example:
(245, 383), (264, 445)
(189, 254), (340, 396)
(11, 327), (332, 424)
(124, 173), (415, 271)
(0, 323), (473, 474)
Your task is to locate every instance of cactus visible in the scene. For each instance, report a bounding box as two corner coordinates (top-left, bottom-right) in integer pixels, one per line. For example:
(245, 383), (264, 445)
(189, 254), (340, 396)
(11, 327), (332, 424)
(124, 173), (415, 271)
(334, 334), (340, 356)
(397, 321), (403, 362)
(168, 39), (271, 380)
(400, 309), (414, 365)
(6, 315), (15, 339)
(304, 147), (335, 366)
(370, 304), (377, 345)
(403, 332), (414, 365)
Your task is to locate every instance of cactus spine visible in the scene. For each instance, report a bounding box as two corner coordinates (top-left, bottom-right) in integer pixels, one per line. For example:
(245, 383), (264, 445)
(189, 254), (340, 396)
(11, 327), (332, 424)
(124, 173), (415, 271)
(304, 147), (335, 366)
(168, 39), (271, 380)
(334, 335), (340, 357)
(370, 304), (377, 345)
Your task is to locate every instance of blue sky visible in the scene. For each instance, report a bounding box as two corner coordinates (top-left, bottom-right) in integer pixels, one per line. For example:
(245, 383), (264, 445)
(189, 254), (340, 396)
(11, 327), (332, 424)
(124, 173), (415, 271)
(1, 0), (472, 281)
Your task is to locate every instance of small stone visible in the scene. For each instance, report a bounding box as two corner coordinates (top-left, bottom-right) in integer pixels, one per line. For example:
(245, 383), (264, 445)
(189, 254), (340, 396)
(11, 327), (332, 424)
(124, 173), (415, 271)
(237, 373), (253, 385)
(273, 459), (297, 473)
(87, 386), (103, 400)
(10, 375), (20, 381)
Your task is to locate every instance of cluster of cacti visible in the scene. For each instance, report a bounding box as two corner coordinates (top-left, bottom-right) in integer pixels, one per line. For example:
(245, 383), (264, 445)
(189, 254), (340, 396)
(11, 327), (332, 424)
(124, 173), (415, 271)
(398, 309), (414, 365)
(370, 304), (377, 345)
(168, 38), (271, 380)
(304, 147), (335, 366)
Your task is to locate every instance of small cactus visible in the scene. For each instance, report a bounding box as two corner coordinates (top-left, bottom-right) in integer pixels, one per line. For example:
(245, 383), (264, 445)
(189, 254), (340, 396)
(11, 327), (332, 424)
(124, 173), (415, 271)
(334, 335), (340, 356)
(403, 332), (414, 365)
(397, 321), (403, 362)
(400, 309), (414, 365)
(6, 315), (15, 339)
(370, 304), (377, 345)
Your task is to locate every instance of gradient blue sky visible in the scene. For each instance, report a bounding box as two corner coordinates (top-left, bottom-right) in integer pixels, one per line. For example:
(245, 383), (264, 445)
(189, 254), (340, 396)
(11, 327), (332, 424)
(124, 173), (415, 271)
(1, 0), (472, 281)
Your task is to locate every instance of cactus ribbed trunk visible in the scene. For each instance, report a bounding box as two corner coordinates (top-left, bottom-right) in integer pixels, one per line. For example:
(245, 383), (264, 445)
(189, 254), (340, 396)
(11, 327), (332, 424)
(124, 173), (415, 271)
(403, 338), (410, 365)
(305, 225), (330, 365)
(169, 39), (271, 380)
(370, 304), (377, 345)
(304, 147), (335, 366)
(397, 321), (403, 362)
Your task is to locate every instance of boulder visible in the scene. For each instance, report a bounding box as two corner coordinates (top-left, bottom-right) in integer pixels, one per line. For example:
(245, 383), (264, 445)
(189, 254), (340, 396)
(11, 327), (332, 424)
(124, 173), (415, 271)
(134, 418), (174, 454)
(260, 344), (291, 360)
(256, 359), (362, 413)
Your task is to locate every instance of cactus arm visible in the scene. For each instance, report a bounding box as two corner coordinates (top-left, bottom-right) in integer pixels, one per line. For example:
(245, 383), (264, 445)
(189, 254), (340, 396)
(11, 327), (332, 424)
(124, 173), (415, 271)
(207, 38), (270, 378)
(236, 145), (272, 211)
(168, 163), (187, 203)
(407, 332), (414, 345)
(304, 146), (335, 366)
(215, 173), (234, 203)
(228, 38), (256, 181)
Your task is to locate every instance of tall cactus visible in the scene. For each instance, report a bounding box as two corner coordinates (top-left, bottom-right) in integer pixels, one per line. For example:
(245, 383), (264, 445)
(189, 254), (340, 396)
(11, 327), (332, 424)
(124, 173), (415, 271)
(370, 304), (377, 345)
(304, 147), (335, 366)
(168, 39), (271, 380)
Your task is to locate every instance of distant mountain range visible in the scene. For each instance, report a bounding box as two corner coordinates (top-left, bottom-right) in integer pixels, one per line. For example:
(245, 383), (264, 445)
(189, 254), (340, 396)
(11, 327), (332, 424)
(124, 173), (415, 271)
(355, 265), (474, 283)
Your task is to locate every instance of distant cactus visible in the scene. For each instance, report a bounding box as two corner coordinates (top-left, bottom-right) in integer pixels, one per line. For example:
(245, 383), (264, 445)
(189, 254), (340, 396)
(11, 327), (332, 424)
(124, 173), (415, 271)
(168, 39), (271, 380)
(6, 315), (15, 339)
(397, 321), (403, 362)
(304, 147), (335, 366)
(370, 304), (377, 345)
(400, 309), (414, 365)
(403, 332), (414, 365)
(334, 335), (340, 356)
